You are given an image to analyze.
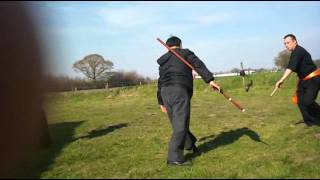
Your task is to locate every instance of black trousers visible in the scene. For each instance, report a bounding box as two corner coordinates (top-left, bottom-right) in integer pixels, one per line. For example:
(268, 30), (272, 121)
(297, 76), (320, 124)
(161, 85), (197, 162)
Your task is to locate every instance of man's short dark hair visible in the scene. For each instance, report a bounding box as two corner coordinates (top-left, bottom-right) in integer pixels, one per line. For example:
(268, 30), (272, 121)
(284, 34), (297, 41)
(166, 36), (181, 47)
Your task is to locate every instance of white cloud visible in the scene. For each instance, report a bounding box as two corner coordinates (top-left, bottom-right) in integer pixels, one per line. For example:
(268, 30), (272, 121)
(189, 13), (233, 25)
(97, 7), (155, 28)
(44, 26), (118, 36)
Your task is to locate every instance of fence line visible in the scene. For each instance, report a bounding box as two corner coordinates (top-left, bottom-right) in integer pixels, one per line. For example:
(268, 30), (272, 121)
(48, 80), (157, 92)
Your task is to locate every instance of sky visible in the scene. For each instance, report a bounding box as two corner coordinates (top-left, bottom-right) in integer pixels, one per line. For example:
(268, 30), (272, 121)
(28, 1), (320, 79)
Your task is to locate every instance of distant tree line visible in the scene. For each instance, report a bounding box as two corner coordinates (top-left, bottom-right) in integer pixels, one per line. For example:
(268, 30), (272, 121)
(45, 53), (154, 92)
(46, 71), (153, 92)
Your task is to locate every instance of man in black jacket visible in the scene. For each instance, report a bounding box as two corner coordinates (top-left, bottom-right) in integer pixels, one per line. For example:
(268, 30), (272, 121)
(157, 36), (221, 166)
(275, 34), (320, 126)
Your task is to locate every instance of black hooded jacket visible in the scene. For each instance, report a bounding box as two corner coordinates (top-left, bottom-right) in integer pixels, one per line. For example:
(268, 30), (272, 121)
(157, 48), (214, 105)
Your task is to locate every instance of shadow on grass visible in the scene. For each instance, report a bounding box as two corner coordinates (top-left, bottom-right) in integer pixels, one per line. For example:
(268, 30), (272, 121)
(18, 121), (128, 178)
(73, 123), (128, 141)
(186, 127), (268, 161)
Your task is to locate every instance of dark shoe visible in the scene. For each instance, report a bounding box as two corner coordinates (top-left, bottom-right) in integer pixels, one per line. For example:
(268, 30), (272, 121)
(294, 120), (304, 125)
(305, 120), (320, 127)
(167, 160), (192, 166)
(191, 146), (200, 154)
(186, 145), (200, 154)
(190, 145), (201, 155)
(295, 120), (320, 127)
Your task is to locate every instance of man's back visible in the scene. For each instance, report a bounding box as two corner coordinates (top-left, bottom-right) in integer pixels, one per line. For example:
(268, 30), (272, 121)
(157, 48), (194, 91)
(287, 45), (317, 79)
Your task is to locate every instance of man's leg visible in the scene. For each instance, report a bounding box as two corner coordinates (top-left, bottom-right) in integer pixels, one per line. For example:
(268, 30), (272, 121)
(309, 102), (320, 119)
(308, 76), (320, 120)
(297, 78), (320, 125)
(161, 86), (190, 163)
(184, 106), (197, 150)
(185, 131), (197, 150)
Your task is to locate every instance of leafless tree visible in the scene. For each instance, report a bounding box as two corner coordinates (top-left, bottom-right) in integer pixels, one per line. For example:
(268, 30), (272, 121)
(73, 54), (114, 80)
(230, 68), (241, 73)
(274, 50), (291, 70)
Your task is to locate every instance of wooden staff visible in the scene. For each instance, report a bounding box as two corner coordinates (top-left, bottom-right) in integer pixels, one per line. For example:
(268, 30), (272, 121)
(270, 86), (279, 97)
(157, 38), (246, 112)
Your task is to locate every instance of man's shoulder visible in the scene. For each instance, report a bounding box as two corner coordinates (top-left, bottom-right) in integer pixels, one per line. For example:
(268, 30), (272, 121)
(181, 48), (192, 52)
(291, 45), (305, 58)
(295, 45), (308, 54)
(179, 48), (195, 55)
(157, 52), (171, 65)
(159, 52), (170, 58)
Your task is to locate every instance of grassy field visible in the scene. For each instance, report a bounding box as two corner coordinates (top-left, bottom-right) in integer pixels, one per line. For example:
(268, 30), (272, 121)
(17, 72), (320, 178)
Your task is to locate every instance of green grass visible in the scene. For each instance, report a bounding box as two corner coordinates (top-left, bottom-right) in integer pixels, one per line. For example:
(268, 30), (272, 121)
(17, 72), (320, 178)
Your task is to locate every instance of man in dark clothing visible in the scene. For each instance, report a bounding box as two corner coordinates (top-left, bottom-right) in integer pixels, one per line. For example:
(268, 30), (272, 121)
(275, 34), (320, 126)
(157, 36), (221, 166)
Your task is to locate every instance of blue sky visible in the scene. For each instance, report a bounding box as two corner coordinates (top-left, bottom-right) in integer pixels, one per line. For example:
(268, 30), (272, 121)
(29, 1), (320, 79)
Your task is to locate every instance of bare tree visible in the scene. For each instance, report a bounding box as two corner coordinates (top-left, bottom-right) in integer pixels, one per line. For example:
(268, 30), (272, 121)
(274, 50), (291, 70)
(73, 54), (114, 80)
(230, 68), (240, 73)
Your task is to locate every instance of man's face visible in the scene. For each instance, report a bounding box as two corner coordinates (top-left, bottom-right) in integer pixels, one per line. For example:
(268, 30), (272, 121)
(284, 37), (297, 51)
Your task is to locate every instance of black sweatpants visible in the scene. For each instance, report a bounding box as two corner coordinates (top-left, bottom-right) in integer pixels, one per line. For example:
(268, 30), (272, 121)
(297, 76), (320, 124)
(161, 85), (197, 162)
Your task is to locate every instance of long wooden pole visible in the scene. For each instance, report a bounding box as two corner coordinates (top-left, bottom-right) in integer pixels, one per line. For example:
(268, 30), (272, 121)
(270, 86), (279, 97)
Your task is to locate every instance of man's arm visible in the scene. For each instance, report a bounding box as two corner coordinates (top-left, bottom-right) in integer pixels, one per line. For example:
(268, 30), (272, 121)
(157, 80), (167, 113)
(157, 80), (164, 105)
(185, 49), (214, 83)
(185, 49), (221, 91)
(157, 89), (167, 113)
(275, 68), (293, 88)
